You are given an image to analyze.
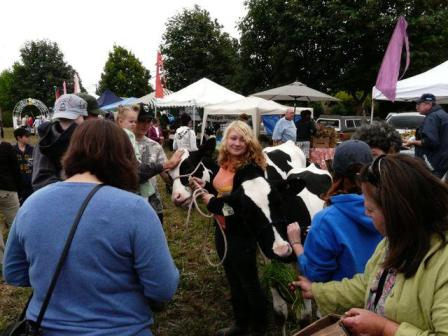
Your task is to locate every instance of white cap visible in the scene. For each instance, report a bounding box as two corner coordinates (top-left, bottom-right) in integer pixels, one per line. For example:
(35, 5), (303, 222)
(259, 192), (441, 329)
(53, 94), (88, 120)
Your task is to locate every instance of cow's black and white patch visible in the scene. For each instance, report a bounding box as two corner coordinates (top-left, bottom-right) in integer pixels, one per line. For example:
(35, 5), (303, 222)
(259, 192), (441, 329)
(169, 139), (331, 258)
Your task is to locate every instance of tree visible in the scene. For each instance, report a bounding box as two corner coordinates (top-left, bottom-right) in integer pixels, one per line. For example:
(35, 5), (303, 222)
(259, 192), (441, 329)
(239, 0), (448, 113)
(97, 45), (151, 97)
(8, 40), (85, 109)
(160, 5), (240, 92)
(0, 69), (15, 112)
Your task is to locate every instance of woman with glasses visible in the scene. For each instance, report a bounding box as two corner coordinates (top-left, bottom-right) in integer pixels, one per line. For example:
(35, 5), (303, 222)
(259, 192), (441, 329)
(287, 140), (382, 282)
(292, 154), (448, 335)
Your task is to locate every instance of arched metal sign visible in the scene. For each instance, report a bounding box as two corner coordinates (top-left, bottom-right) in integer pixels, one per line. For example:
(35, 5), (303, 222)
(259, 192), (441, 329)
(12, 98), (51, 129)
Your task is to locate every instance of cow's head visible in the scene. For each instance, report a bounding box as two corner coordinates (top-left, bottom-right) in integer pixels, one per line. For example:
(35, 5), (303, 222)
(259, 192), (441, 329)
(169, 138), (218, 206)
(254, 142), (332, 259)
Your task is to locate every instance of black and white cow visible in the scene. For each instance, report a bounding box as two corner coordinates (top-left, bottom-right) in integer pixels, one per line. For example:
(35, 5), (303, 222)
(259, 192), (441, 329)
(169, 140), (332, 259)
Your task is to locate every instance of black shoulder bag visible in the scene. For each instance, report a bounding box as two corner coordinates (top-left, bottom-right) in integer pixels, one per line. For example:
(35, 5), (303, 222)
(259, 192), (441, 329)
(2, 184), (104, 336)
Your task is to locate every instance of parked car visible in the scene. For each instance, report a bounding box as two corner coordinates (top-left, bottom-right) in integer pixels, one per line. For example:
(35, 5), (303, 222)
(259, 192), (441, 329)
(385, 112), (424, 137)
(316, 115), (369, 141)
(386, 112), (425, 156)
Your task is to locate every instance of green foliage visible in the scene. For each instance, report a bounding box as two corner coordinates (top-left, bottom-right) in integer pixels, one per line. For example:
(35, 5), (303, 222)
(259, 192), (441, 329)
(261, 260), (304, 320)
(238, 0), (448, 105)
(0, 70), (15, 112)
(160, 5), (240, 92)
(1, 110), (13, 127)
(97, 45), (151, 97)
(6, 40), (85, 109)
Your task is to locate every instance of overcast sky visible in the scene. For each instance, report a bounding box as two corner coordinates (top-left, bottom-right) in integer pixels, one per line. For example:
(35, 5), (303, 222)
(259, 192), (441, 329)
(0, 0), (246, 95)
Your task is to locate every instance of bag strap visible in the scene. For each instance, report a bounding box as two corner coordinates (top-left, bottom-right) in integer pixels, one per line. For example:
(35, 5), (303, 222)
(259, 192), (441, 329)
(35, 184), (105, 329)
(373, 268), (389, 309)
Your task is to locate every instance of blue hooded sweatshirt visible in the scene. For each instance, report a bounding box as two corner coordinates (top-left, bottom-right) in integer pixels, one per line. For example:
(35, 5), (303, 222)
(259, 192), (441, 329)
(298, 193), (382, 282)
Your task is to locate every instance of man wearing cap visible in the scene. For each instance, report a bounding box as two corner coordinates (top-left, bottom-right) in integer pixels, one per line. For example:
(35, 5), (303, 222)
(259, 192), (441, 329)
(272, 107), (296, 145)
(13, 127), (34, 203)
(406, 93), (448, 178)
(76, 93), (104, 119)
(134, 108), (170, 224)
(32, 94), (87, 190)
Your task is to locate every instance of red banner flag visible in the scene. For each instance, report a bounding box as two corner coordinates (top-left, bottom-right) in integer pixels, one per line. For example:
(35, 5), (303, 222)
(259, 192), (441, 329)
(63, 81), (67, 95)
(375, 16), (410, 102)
(155, 51), (164, 98)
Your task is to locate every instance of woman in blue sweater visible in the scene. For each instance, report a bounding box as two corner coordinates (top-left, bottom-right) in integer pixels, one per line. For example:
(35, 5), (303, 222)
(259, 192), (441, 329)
(3, 119), (179, 336)
(287, 140), (382, 282)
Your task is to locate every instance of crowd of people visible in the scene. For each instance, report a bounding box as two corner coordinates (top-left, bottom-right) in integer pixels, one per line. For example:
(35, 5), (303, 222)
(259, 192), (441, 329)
(0, 92), (448, 335)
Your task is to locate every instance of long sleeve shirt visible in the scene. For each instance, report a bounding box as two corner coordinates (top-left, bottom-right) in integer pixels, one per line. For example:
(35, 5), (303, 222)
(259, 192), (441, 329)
(4, 182), (179, 336)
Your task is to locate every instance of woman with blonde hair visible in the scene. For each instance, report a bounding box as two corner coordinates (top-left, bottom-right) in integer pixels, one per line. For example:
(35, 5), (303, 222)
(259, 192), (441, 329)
(191, 121), (272, 336)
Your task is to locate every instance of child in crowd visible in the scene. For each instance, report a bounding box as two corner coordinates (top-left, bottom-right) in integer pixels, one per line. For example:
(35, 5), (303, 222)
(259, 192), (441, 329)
(116, 106), (141, 161)
(116, 106), (154, 198)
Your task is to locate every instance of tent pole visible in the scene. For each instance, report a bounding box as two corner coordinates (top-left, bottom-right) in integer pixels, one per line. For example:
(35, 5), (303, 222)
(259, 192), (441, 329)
(192, 105), (196, 131)
(370, 87), (375, 123)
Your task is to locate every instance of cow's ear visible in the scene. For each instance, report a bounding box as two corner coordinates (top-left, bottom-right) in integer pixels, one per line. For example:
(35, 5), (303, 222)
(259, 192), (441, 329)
(285, 175), (306, 194)
(199, 138), (216, 157)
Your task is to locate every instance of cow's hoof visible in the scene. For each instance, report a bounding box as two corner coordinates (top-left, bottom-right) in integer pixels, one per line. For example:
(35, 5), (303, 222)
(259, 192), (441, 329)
(215, 324), (250, 336)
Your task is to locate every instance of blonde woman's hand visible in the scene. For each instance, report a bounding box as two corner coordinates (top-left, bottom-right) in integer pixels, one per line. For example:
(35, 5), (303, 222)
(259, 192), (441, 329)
(201, 192), (214, 205)
(189, 176), (205, 190)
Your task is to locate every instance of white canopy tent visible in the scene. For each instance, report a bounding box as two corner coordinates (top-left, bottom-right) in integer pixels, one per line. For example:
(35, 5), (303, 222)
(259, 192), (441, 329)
(156, 78), (244, 107)
(156, 78), (243, 129)
(133, 88), (173, 108)
(201, 96), (290, 141)
(373, 60), (448, 104)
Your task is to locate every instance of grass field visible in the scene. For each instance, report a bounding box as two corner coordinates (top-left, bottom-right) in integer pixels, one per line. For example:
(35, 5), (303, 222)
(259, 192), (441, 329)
(0, 128), (302, 335)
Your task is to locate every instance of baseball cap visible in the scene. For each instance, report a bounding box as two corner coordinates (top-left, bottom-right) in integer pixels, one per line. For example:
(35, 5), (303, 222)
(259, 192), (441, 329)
(137, 104), (154, 122)
(76, 93), (104, 116)
(416, 93), (436, 104)
(53, 94), (88, 120)
(13, 127), (30, 138)
(332, 140), (373, 176)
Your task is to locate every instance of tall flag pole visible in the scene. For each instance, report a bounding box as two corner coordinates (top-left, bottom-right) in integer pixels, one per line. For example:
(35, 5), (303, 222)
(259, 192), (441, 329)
(63, 81), (67, 95)
(54, 86), (61, 100)
(375, 16), (410, 102)
(74, 73), (81, 94)
(155, 51), (164, 98)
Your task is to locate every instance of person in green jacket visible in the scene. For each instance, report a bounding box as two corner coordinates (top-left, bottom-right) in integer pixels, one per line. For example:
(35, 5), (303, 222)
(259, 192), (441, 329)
(292, 154), (448, 336)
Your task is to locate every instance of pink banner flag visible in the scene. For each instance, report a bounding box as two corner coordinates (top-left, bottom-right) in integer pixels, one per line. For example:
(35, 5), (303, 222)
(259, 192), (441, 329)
(375, 16), (410, 102)
(74, 74), (81, 94)
(155, 51), (164, 98)
(63, 81), (67, 95)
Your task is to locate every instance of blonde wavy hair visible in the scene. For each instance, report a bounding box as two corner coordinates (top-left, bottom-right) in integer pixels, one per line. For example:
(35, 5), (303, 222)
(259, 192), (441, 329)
(218, 120), (267, 171)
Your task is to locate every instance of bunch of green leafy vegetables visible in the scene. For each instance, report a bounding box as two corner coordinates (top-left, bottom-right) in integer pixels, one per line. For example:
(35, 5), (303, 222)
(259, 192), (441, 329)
(261, 260), (305, 320)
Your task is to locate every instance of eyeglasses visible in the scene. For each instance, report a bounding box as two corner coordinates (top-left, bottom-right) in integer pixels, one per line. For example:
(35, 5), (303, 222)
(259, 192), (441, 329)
(366, 154), (386, 187)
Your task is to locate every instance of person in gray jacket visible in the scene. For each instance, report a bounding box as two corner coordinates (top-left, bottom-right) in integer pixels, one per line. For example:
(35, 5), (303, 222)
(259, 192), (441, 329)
(32, 94), (87, 190)
(406, 93), (448, 178)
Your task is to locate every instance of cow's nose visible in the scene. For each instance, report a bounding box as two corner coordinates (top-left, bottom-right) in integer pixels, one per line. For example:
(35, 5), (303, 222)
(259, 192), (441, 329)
(172, 192), (188, 205)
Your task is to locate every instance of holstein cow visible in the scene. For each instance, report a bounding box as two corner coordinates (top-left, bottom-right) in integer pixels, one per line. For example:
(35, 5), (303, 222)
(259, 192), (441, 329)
(169, 140), (332, 260)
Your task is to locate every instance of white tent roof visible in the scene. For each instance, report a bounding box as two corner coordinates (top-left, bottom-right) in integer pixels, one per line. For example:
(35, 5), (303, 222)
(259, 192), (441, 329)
(156, 78), (244, 107)
(133, 88), (173, 107)
(373, 60), (448, 104)
(201, 96), (289, 141)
